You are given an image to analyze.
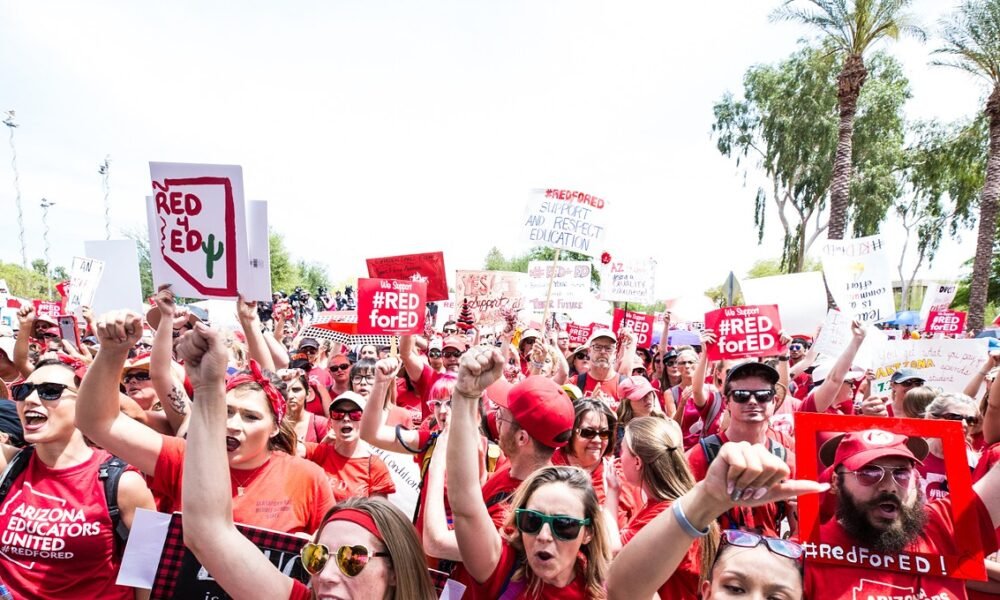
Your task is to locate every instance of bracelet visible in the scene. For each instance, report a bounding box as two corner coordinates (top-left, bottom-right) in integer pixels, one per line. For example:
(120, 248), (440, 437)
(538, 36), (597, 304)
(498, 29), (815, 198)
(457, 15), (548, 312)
(778, 356), (790, 362)
(672, 498), (709, 538)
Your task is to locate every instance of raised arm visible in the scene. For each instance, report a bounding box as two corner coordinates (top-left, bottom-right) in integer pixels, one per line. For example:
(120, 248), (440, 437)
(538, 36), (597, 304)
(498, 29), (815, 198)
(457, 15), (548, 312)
(399, 335), (425, 382)
(360, 357), (421, 453)
(76, 311), (164, 476)
(616, 329), (638, 377)
(691, 331), (714, 408)
(149, 286), (190, 436)
(13, 306), (35, 378)
(965, 355), (1000, 400)
(422, 427), (462, 561)
(447, 347), (505, 583)
(179, 322), (294, 600)
(236, 296), (275, 373)
(810, 322), (866, 414)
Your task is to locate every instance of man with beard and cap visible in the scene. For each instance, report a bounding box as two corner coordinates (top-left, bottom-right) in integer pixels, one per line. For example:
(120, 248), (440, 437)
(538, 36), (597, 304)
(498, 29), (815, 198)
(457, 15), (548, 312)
(804, 429), (1000, 599)
(574, 328), (637, 409)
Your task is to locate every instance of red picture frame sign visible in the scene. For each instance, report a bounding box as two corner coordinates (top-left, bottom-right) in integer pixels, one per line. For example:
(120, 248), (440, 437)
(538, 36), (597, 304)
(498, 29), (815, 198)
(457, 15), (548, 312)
(794, 412), (986, 581)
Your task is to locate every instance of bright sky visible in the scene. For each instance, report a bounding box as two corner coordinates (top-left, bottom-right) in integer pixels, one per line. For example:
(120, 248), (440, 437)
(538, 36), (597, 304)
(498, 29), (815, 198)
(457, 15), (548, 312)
(0, 0), (990, 303)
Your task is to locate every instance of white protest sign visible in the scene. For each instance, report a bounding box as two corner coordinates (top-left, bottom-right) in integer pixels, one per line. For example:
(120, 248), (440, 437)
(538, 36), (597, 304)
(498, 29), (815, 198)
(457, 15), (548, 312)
(600, 257), (655, 304)
(740, 271), (828, 335)
(919, 282), (958, 324)
(526, 260), (591, 313)
(819, 235), (895, 325)
(521, 188), (609, 257)
(369, 447), (419, 518)
(0, 279), (8, 305)
(65, 256), (105, 316)
(117, 508), (171, 589)
(245, 200), (272, 301)
(455, 270), (527, 332)
(811, 309), (884, 366)
(147, 162), (268, 301)
(868, 338), (989, 395)
(84, 240), (144, 315)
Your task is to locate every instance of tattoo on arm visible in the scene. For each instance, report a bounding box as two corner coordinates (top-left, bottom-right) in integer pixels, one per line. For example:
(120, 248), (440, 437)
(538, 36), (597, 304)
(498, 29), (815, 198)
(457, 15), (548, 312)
(167, 387), (189, 416)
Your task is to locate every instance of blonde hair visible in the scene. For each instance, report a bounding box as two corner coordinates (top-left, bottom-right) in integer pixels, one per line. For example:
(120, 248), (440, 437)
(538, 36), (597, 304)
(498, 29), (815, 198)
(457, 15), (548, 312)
(616, 391), (667, 427)
(502, 466), (610, 599)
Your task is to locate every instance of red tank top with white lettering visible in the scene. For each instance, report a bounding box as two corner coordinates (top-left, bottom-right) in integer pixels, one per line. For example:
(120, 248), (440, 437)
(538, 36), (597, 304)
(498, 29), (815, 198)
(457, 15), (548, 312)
(0, 449), (133, 600)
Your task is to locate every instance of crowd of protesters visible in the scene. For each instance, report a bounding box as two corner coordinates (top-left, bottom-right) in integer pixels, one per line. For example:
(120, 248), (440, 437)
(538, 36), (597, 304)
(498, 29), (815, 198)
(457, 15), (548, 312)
(0, 282), (997, 600)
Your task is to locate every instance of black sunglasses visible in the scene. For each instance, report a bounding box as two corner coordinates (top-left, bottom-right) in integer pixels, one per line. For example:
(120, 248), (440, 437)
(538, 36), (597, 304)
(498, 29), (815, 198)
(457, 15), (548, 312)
(123, 371), (151, 384)
(937, 412), (981, 425)
(727, 389), (775, 404)
(514, 509), (590, 541)
(575, 353), (590, 361)
(330, 364), (351, 372)
(577, 427), (610, 441)
(12, 382), (74, 402)
(442, 350), (463, 359)
(428, 350), (442, 358)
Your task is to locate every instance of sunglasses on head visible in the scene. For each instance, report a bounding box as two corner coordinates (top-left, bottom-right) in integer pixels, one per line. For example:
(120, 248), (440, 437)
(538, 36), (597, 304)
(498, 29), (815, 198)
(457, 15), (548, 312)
(718, 529), (803, 562)
(842, 464), (914, 487)
(727, 389), (775, 404)
(577, 427), (610, 440)
(122, 371), (151, 384)
(330, 363), (351, 372)
(330, 410), (363, 422)
(428, 350), (442, 358)
(514, 509), (590, 541)
(442, 350), (463, 359)
(300, 542), (389, 577)
(12, 382), (73, 402)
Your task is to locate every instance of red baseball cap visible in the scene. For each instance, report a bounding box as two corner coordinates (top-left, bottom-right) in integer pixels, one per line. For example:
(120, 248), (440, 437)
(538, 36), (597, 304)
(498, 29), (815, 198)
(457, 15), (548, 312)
(442, 336), (469, 352)
(485, 377), (512, 408)
(820, 429), (928, 472)
(495, 375), (574, 448)
(619, 375), (656, 402)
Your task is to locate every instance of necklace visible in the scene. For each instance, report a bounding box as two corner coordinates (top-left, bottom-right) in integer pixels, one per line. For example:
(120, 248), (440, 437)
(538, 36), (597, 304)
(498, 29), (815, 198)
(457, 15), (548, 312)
(231, 460), (269, 497)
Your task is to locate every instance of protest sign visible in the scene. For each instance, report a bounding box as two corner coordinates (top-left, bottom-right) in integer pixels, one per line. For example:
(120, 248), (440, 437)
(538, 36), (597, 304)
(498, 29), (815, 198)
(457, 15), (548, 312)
(146, 162), (270, 301)
(526, 260), (591, 313)
(600, 257), (655, 304)
(84, 240), (144, 315)
(0, 280), (9, 306)
(740, 271), (827, 334)
(918, 282), (958, 324)
(795, 413), (985, 581)
(454, 270), (526, 332)
(566, 322), (593, 346)
(356, 278), (427, 335)
(32, 300), (61, 322)
(369, 447), (420, 518)
(810, 309), (884, 366)
(819, 235), (895, 325)
(521, 188), (609, 257)
(867, 337), (988, 395)
(703, 304), (783, 360)
(925, 310), (966, 335)
(65, 256), (104, 316)
(366, 251), (448, 301)
(612, 308), (655, 349)
(245, 200), (272, 300)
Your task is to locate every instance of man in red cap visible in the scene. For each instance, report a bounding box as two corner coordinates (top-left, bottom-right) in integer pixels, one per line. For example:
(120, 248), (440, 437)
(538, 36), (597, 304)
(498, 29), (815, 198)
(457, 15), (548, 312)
(804, 428), (1000, 598)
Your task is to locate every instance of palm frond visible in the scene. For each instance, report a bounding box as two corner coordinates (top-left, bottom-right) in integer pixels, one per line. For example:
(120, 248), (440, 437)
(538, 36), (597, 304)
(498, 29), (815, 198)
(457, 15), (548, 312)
(933, 0), (1000, 84)
(774, 0), (924, 56)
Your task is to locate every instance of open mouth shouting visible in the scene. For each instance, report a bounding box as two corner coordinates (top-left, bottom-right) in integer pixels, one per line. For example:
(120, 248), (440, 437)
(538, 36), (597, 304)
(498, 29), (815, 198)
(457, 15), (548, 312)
(226, 436), (242, 452)
(339, 424), (356, 436)
(23, 409), (48, 432)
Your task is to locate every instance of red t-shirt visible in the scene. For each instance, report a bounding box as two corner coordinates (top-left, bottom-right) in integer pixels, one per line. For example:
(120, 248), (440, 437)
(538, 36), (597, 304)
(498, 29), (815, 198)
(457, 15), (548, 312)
(152, 436), (334, 534)
(669, 385), (723, 450)
(804, 496), (1000, 599)
(686, 431), (794, 537)
(465, 539), (589, 600)
(620, 499), (701, 600)
(300, 413), (331, 444)
(481, 466), (523, 530)
(578, 372), (624, 409)
(303, 443), (396, 503)
(414, 363), (446, 406)
(0, 449), (135, 600)
(551, 449), (640, 529)
(917, 451), (951, 502)
(288, 579), (310, 600)
(305, 368), (334, 416)
(798, 389), (856, 415)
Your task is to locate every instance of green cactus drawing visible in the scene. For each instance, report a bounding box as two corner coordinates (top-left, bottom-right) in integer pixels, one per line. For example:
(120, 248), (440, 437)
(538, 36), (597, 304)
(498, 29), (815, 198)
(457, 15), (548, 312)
(202, 234), (224, 279)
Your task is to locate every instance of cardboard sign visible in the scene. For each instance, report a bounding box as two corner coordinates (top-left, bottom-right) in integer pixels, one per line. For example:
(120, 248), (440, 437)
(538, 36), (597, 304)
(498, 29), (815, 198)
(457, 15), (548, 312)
(526, 260), (591, 313)
(740, 271), (828, 335)
(566, 322), (593, 346)
(919, 282), (958, 325)
(794, 413), (985, 581)
(925, 310), (966, 335)
(703, 304), (784, 360)
(819, 235), (895, 325)
(368, 447), (420, 518)
(84, 240), (144, 315)
(454, 270), (527, 332)
(811, 309), (885, 366)
(521, 188), (609, 257)
(366, 251), (448, 302)
(356, 278), (427, 335)
(867, 338), (988, 395)
(65, 256), (105, 315)
(612, 308), (655, 349)
(32, 300), (61, 322)
(146, 163), (270, 301)
(600, 257), (656, 304)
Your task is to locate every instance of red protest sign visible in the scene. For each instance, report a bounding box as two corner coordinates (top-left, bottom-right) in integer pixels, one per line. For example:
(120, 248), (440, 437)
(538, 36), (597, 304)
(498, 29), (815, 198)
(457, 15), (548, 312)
(32, 300), (62, 322)
(356, 278), (427, 335)
(566, 322), (592, 346)
(366, 252), (448, 302)
(703, 304), (783, 360)
(925, 310), (966, 335)
(612, 309), (655, 349)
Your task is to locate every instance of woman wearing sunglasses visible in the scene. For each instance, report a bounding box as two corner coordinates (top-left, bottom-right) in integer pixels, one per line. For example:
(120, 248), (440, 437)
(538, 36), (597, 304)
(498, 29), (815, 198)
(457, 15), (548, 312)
(280, 370), (330, 444)
(917, 391), (981, 501)
(0, 356), (156, 599)
(568, 347), (591, 379)
(176, 323), (436, 600)
(77, 311), (335, 535)
(608, 441), (825, 600)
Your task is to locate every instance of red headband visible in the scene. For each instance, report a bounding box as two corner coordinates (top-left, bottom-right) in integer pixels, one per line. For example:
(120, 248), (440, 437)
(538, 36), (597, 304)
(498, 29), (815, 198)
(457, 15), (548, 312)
(326, 508), (383, 541)
(53, 353), (88, 381)
(226, 360), (286, 423)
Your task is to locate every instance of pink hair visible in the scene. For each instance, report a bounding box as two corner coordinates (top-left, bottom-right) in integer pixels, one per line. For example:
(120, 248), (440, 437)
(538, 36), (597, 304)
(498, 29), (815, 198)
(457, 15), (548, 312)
(428, 374), (457, 403)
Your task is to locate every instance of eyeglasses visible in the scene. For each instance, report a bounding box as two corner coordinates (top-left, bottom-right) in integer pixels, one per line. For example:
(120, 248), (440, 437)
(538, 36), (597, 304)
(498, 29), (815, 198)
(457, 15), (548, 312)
(718, 530), (803, 562)
(574, 353), (590, 361)
(122, 371), (151, 384)
(351, 375), (375, 384)
(11, 382), (74, 402)
(728, 389), (775, 404)
(591, 344), (615, 353)
(514, 509), (590, 541)
(330, 410), (363, 422)
(663, 358), (677, 366)
(300, 543), (389, 577)
(441, 350), (463, 359)
(936, 412), (981, 426)
(442, 328), (458, 334)
(893, 379), (924, 388)
(330, 364), (351, 372)
(576, 427), (610, 440)
(632, 368), (647, 376)
(843, 464), (914, 487)
(301, 347), (318, 355)
(428, 350), (442, 358)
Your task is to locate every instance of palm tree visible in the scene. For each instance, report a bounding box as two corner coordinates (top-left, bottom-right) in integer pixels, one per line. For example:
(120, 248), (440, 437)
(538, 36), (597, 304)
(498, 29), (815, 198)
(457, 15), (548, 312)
(773, 0), (925, 240)
(934, 0), (1000, 331)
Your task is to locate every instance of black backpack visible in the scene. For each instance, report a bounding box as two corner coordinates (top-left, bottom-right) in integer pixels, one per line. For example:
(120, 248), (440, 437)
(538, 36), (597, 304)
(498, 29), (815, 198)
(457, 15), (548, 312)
(0, 447), (130, 552)
(698, 434), (789, 530)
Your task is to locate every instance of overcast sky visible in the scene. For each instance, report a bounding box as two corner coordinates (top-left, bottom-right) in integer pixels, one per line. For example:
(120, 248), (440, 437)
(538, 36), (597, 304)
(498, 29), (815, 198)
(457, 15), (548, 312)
(0, 0), (990, 302)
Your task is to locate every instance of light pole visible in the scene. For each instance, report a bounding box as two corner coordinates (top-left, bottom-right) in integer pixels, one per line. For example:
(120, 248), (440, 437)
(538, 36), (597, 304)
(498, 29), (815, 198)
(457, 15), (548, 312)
(40, 198), (55, 300)
(3, 110), (27, 267)
(99, 155), (111, 239)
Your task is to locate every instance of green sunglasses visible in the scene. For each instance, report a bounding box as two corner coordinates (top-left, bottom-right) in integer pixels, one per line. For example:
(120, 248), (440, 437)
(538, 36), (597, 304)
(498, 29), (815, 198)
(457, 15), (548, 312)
(514, 509), (591, 541)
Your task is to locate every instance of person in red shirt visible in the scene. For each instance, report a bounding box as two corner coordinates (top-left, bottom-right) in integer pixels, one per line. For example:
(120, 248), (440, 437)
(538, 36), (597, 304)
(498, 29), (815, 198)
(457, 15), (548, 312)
(281, 370), (330, 443)
(799, 321), (867, 415)
(917, 391), (981, 501)
(173, 321), (436, 600)
(615, 375), (669, 455)
(803, 429), (1000, 599)
(668, 347), (724, 449)
(327, 353), (352, 398)
(401, 334), (465, 406)
(573, 329), (637, 408)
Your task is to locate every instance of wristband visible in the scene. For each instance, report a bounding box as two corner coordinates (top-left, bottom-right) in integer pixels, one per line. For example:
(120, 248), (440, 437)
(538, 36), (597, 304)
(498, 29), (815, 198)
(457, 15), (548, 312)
(672, 498), (709, 538)
(778, 356), (790, 362)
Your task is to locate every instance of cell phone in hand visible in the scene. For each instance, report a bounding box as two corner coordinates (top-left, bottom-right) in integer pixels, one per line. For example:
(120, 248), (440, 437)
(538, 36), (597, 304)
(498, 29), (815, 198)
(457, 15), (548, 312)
(57, 315), (81, 350)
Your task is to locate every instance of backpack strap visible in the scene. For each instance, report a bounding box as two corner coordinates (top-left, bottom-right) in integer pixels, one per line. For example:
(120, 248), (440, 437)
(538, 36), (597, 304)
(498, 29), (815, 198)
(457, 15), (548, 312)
(0, 447), (35, 505)
(497, 557), (526, 600)
(576, 373), (587, 390)
(698, 434), (723, 466)
(699, 391), (724, 440)
(485, 490), (514, 509)
(98, 456), (130, 551)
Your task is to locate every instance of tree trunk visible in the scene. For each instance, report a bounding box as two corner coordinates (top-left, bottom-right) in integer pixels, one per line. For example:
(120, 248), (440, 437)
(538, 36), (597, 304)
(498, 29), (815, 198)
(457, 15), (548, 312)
(827, 54), (868, 241)
(968, 84), (1000, 332)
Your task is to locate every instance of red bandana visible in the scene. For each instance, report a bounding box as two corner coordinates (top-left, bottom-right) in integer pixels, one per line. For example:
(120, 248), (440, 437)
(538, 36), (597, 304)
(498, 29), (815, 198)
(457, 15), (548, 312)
(226, 360), (286, 422)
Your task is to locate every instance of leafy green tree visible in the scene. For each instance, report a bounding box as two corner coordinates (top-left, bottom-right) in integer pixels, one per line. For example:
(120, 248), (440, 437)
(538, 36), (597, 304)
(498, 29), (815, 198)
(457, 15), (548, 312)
(933, 0), (1000, 330)
(0, 262), (51, 298)
(123, 228), (156, 300)
(773, 0), (925, 241)
(952, 232), (1000, 325)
